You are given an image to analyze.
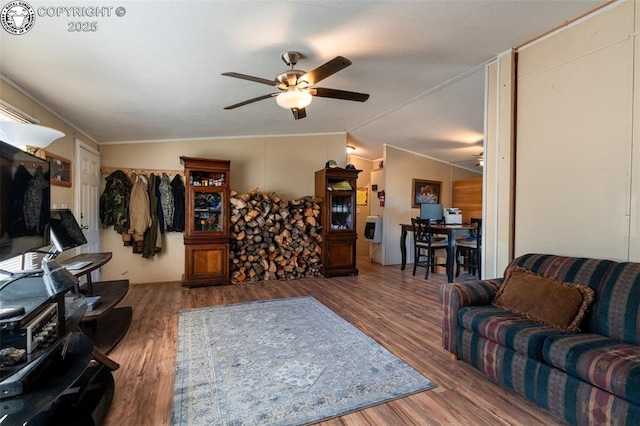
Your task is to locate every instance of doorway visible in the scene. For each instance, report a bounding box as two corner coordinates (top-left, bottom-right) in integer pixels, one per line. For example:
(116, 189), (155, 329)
(75, 139), (101, 280)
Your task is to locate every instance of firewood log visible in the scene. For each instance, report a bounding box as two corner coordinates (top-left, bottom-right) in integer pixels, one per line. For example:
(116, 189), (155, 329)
(229, 189), (323, 283)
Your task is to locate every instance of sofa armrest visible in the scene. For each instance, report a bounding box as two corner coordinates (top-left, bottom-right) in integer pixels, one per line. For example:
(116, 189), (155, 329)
(438, 278), (503, 355)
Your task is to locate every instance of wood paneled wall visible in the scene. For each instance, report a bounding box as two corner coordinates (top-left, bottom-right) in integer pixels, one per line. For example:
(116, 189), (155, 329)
(453, 177), (482, 223)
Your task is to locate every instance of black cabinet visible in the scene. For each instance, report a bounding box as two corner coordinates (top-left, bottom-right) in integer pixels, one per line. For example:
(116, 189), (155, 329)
(1, 330), (114, 425)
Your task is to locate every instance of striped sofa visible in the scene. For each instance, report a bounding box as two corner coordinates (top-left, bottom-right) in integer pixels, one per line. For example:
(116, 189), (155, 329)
(439, 253), (640, 425)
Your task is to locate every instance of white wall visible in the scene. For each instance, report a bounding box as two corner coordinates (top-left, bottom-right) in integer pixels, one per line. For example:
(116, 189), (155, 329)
(369, 167), (385, 264)
(631, 0), (640, 261)
(484, 61), (499, 278)
(483, 52), (517, 278)
(513, 0), (637, 262)
(346, 155), (373, 257)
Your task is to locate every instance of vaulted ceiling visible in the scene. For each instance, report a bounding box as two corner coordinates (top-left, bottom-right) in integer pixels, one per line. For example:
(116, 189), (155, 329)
(0, 0), (604, 170)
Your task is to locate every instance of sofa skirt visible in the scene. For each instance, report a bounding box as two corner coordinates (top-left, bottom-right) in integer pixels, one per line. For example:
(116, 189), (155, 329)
(458, 329), (640, 425)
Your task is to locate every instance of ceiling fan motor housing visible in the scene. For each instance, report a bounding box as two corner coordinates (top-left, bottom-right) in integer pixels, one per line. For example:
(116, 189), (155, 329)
(276, 69), (307, 88)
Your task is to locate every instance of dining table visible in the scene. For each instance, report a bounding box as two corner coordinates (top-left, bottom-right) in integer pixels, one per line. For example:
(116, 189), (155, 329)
(399, 222), (478, 283)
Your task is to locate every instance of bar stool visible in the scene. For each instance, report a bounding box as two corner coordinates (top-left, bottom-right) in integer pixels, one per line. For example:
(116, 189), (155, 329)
(411, 217), (449, 279)
(455, 217), (482, 278)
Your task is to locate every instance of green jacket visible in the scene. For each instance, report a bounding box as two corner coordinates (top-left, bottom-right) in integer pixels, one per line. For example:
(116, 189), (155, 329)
(99, 170), (132, 234)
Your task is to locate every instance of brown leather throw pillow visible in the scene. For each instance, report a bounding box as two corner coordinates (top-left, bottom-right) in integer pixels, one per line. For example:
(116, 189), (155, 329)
(492, 267), (595, 333)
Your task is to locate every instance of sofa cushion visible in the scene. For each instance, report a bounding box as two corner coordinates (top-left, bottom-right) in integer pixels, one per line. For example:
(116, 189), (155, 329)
(505, 254), (614, 290)
(589, 262), (640, 345)
(457, 328), (540, 397)
(542, 333), (640, 406)
(458, 305), (563, 360)
(493, 267), (595, 333)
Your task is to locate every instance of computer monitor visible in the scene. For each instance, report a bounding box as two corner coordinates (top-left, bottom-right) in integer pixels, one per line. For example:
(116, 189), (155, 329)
(49, 208), (87, 253)
(419, 203), (443, 222)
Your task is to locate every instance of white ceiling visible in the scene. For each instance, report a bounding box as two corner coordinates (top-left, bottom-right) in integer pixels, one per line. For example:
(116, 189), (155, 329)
(0, 0), (603, 170)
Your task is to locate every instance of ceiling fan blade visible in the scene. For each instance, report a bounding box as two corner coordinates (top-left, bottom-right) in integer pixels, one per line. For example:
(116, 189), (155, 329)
(223, 93), (278, 110)
(292, 108), (307, 120)
(221, 72), (279, 87)
(311, 87), (369, 102)
(300, 56), (352, 85)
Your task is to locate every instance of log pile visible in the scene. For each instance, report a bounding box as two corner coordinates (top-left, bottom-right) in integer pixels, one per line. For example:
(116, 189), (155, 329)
(229, 189), (323, 283)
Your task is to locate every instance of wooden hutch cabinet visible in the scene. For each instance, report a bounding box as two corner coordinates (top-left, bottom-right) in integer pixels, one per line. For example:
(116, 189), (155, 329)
(180, 156), (231, 287)
(315, 167), (361, 277)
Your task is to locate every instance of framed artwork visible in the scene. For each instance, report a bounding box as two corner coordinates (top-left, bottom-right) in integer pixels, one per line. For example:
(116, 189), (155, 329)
(412, 179), (441, 208)
(356, 187), (368, 206)
(39, 150), (72, 187)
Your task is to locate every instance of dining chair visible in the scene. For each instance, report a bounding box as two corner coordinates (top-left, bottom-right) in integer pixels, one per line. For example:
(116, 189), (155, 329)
(455, 217), (482, 278)
(411, 217), (449, 279)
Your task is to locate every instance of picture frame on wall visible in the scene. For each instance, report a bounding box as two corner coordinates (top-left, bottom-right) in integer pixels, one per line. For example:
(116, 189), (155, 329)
(412, 179), (440, 208)
(39, 150), (72, 187)
(356, 187), (368, 206)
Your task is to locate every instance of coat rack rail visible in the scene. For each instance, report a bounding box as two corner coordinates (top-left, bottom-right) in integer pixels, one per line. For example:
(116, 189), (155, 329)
(100, 166), (183, 176)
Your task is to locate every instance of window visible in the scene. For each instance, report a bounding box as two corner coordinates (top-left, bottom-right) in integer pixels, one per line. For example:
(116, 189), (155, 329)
(0, 101), (37, 123)
(0, 253), (38, 274)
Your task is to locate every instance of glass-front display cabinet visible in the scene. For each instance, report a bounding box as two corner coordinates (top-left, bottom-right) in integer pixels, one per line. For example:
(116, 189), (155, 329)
(180, 156), (231, 287)
(315, 166), (361, 277)
(328, 192), (354, 231)
(190, 176), (225, 235)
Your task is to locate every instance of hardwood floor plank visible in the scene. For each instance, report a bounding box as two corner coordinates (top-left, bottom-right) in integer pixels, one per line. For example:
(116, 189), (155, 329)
(107, 281), (181, 425)
(102, 257), (563, 426)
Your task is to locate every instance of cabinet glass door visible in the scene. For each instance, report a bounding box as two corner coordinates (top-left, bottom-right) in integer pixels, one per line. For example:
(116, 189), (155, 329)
(189, 169), (227, 235)
(329, 193), (354, 230)
(189, 170), (227, 187)
(193, 189), (224, 233)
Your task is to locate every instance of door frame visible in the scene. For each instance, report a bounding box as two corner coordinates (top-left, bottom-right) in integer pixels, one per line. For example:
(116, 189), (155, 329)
(74, 137), (101, 253)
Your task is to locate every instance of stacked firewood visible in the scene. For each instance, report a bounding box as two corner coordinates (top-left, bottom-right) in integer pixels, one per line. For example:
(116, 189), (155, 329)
(229, 189), (323, 283)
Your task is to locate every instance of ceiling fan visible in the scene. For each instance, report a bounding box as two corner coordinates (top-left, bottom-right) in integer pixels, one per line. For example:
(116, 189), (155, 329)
(451, 151), (484, 167)
(221, 51), (370, 120)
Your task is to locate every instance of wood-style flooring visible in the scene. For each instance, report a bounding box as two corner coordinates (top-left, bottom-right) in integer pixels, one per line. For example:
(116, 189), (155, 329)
(103, 257), (564, 425)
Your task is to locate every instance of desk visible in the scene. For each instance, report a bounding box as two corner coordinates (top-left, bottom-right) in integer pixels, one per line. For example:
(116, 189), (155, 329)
(400, 223), (477, 283)
(60, 252), (112, 294)
(60, 252), (131, 354)
(79, 280), (132, 354)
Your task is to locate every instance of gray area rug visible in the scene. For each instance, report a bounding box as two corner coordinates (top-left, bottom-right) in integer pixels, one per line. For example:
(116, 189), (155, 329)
(171, 296), (435, 425)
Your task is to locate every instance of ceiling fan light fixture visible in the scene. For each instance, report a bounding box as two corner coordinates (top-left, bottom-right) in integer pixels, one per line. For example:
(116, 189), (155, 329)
(276, 90), (312, 110)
